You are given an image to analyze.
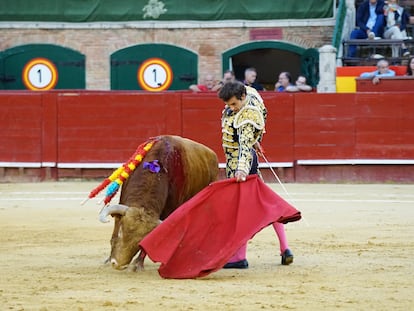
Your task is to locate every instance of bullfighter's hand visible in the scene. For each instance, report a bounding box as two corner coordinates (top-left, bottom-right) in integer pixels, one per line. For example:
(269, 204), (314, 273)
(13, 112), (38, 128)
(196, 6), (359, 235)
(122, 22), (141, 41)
(235, 170), (247, 182)
(372, 76), (380, 85)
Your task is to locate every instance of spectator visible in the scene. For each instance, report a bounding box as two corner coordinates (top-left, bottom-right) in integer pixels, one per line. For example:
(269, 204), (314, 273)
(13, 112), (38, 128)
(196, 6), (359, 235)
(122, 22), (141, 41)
(285, 75), (313, 92)
(243, 67), (265, 91)
(383, 0), (411, 57)
(189, 74), (217, 92)
(212, 69), (236, 91)
(406, 56), (414, 75)
(348, 0), (385, 58)
(360, 58), (396, 84)
(274, 71), (294, 92)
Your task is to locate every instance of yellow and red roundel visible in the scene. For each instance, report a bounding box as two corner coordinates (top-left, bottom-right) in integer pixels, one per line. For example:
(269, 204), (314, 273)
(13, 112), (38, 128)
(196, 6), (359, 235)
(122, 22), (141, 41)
(22, 58), (58, 91)
(137, 58), (173, 91)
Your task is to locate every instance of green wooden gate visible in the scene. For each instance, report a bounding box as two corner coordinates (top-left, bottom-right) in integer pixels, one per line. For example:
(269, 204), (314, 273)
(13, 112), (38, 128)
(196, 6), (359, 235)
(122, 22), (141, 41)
(300, 48), (319, 87)
(0, 44), (85, 90)
(110, 44), (197, 91)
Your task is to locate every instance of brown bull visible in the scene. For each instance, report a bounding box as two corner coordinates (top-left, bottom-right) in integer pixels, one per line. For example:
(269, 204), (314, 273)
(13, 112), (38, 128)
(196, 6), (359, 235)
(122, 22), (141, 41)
(97, 135), (219, 271)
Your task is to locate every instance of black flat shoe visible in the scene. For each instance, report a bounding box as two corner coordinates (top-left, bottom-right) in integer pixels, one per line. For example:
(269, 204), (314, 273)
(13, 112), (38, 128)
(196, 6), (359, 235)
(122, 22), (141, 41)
(281, 249), (294, 265)
(223, 259), (249, 269)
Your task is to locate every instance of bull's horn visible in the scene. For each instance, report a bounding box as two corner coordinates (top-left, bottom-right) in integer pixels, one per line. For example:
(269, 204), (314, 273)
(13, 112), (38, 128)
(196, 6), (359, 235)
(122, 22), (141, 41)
(99, 204), (129, 223)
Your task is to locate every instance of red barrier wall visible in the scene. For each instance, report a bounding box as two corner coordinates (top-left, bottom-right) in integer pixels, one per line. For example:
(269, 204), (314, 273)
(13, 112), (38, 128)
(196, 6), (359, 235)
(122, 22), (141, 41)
(294, 93), (356, 159)
(56, 91), (183, 163)
(0, 91), (413, 182)
(181, 92), (224, 162)
(260, 93), (295, 163)
(0, 92), (43, 163)
(356, 77), (414, 92)
(355, 93), (414, 158)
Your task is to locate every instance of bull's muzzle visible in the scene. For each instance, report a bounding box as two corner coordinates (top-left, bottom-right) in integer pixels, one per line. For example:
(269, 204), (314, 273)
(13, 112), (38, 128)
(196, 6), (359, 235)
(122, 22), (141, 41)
(110, 258), (128, 270)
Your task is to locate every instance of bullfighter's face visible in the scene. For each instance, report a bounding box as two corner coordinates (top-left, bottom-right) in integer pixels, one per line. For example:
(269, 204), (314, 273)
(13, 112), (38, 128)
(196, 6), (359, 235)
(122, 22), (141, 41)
(225, 94), (246, 113)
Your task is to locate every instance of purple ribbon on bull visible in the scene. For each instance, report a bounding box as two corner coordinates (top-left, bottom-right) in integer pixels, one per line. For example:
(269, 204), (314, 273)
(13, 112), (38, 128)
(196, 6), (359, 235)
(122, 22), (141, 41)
(143, 160), (161, 173)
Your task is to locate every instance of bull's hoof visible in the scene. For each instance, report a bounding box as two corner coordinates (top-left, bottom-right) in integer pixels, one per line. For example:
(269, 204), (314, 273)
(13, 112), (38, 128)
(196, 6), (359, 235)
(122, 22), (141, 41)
(127, 263), (144, 272)
(127, 264), (137, 272)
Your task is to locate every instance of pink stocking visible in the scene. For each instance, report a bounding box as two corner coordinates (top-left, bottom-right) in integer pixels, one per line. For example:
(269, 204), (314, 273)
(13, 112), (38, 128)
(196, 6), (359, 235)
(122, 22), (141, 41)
(228, 243), (247, 262)
(272, 222), (289, 254)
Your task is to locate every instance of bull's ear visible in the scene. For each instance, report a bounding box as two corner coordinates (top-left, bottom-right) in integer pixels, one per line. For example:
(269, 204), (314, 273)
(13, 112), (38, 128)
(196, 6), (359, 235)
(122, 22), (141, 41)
(99, 204), (129, 223)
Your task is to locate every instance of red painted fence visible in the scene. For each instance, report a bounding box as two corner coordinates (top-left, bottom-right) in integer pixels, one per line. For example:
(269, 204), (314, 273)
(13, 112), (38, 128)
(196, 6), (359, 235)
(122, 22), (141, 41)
(1, 90), (413, 182)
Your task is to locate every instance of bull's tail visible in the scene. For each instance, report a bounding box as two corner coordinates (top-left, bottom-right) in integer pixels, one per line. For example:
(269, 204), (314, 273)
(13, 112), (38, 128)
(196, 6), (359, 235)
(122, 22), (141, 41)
(82, 137), (159, 205)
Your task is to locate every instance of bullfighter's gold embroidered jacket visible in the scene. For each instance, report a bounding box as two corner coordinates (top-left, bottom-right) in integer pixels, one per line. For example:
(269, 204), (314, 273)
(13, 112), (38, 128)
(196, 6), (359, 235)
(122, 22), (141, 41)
(221, 86), (267, 178)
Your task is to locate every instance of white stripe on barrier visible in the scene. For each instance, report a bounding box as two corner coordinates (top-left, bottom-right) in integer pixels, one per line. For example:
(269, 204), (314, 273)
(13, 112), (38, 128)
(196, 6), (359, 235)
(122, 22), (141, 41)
(0, 162), (56, 168)
(57, 163), (122, 168)
(0, 162), (42, 168)
(297, 159), (414, 165)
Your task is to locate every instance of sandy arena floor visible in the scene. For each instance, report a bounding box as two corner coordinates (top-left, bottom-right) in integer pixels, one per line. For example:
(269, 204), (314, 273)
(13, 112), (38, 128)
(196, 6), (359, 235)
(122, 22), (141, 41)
(0, 181), (413, 310)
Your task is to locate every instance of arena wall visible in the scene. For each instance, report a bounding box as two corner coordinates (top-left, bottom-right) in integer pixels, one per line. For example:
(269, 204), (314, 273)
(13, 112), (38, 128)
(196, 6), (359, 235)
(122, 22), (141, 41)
(1, 91), (413, 183)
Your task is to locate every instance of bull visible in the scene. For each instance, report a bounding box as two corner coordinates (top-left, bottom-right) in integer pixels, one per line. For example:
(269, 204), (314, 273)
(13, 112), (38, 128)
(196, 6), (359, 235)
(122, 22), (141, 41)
(97, 135), (219, 271)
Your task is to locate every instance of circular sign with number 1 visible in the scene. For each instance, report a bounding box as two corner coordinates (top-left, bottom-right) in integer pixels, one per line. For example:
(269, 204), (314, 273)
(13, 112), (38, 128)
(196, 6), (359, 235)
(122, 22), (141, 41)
(137, 58), (173, 91)
(22, 58), (58, 91)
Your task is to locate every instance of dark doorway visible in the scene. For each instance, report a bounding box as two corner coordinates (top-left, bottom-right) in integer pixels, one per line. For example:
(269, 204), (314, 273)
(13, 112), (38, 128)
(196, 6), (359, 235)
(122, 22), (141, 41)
(231, 48), (302, 90)
(223, 41), (319, 90)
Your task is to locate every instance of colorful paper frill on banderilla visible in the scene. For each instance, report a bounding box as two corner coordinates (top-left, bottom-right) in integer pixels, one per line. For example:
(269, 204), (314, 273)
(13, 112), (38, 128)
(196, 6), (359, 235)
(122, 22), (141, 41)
(84, 137), (158, 205)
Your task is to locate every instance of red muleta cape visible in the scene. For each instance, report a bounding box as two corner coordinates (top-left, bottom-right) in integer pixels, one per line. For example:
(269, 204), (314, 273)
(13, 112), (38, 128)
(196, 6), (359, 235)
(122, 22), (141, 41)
(139, 175), (301, 279)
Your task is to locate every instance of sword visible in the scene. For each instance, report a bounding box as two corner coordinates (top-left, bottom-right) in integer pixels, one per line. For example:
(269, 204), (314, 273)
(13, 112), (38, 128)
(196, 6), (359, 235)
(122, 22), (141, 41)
(259, 151), (293, 202)
(259, 151), (309, 226)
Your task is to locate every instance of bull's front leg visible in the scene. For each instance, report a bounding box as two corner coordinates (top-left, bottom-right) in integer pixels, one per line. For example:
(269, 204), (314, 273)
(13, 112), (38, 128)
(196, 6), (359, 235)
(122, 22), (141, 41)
(127, 248), (147, 272)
